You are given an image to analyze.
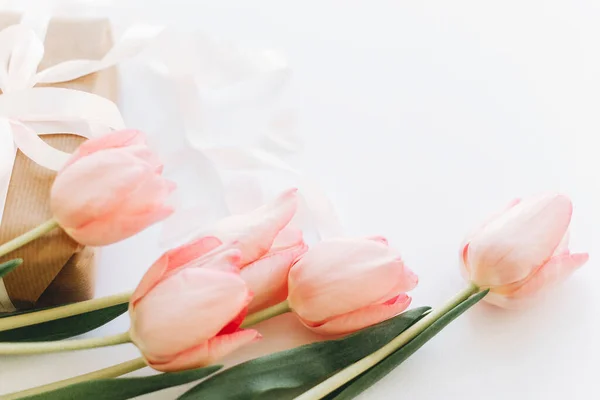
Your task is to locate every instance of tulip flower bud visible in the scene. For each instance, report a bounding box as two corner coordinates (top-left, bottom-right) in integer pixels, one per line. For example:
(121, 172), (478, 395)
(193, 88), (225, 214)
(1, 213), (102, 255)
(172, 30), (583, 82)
(129, 237), (258, 372)
(50, 130), (175, 246)
(461, 194), (589, 308)
(288, 237), (418, 335)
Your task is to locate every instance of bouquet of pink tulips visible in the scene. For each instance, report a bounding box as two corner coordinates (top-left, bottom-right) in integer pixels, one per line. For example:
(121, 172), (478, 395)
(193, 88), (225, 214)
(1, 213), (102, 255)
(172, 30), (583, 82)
(0, 130), (589, 399)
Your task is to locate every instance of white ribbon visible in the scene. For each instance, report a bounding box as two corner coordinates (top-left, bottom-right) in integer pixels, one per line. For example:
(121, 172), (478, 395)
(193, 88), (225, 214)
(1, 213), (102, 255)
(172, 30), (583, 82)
(0, 10), (163, 312)
(0, 20), (164, 210)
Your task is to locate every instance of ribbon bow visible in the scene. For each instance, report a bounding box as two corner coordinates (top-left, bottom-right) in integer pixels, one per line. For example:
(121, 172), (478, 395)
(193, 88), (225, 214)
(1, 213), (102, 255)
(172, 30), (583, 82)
(0, 16), (163, 211)
(0, 19), (164, 167)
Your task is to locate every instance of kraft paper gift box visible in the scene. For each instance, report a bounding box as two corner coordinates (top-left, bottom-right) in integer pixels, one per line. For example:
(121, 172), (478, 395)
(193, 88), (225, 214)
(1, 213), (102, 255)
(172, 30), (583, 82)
(0, 13), (118, 311)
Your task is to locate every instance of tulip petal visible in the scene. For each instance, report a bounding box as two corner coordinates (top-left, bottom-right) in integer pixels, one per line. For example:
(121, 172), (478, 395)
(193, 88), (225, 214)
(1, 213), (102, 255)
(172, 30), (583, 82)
(485, 252), (589, 309)
(459, 242), (471, 281)
(199, 248), (243, 274)
(66, 130), (146, 167)
(130, 268), (250, 358)
(242, 237), (308, 313)
(460, 198), (521, 279)
(167, 237), (222, 269)
(553, 231), (570, 256)
(131, 236), (223, 306)
(51, 151), (154, 229)
(125, 144), (164, 173)
(217, 294), (252, 335)
(368, 236), (389, 245)
(303, 294), (412, 335)
(65, 173), (176, 246)
(462, 199), (522, 246)
(378, 263), (419, 300)
(146, 329), (260, 372)
(271, 226), (304, 250)
(468, 194), (572, 287)
(212, 188), (298, 265)
(515, 252), (588, 296)
(121, 174), (176, 215)
(67, 205), (175, 246)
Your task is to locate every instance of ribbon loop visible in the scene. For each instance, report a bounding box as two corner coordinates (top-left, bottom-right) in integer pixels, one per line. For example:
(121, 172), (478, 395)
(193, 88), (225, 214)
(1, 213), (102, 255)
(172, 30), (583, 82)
(0, 87), (125, 129)
(0, 24), (44, 93)
(0, 16), (156, 170)
(9, 121), (71, 170)
(36, 24), (164, 84)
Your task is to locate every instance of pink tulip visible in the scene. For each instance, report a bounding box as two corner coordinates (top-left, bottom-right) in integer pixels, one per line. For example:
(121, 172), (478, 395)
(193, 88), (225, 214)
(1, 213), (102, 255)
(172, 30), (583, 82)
(129, 236), (259, 372)
(50, 130), (175, 246)
(287, 237), (418, 335)
(460, 194), (589, 309)
(210, 189), (308, 312)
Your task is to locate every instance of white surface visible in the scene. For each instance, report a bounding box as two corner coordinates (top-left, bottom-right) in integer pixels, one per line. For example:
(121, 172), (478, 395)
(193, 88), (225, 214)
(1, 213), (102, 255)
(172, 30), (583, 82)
(2, 1), (600, 399)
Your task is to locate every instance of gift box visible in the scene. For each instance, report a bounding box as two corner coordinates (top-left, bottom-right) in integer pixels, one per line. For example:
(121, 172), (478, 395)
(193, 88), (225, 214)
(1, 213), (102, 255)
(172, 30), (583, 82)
(0, 13), (118, 311)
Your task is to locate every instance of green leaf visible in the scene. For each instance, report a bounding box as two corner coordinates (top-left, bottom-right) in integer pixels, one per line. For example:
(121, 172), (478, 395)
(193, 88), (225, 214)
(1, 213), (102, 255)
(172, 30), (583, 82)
(179, 307), (431, 400)
(20, 365), (222, 400)
(324, 290), (490, 400)
(0, 303), (67, 318)
(0, 258), (23, 278)
(0, 303), (129, 342)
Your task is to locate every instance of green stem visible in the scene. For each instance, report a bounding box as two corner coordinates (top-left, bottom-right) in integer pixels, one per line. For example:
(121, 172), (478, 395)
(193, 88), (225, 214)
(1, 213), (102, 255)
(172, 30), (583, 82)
(294, 283), (480, 400)
(0, 218), (59, 259)
(0, 259), (23, 279)
(0, 300), (289, 357)
(240, 300), (291, 328)
(0, 300), (293, 397)
(1, 357), (147, 400)
(0, 291), (133, 332)
(0, 332), (131, 355)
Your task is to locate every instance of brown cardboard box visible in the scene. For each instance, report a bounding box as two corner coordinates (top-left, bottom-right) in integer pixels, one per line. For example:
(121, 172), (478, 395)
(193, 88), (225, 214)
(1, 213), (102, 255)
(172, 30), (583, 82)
(0, 13), (118, 310)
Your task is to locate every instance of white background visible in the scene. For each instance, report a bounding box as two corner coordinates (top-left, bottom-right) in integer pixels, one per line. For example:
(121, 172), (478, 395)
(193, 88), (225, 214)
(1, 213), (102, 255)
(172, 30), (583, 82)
(2, 1), (600, 399)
